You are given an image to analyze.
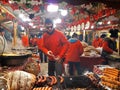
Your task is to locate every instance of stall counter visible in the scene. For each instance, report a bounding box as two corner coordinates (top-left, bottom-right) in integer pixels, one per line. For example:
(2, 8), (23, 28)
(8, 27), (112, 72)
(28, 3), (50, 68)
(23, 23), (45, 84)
(106, 55), (120, 69)
(80, 56), (105, 71)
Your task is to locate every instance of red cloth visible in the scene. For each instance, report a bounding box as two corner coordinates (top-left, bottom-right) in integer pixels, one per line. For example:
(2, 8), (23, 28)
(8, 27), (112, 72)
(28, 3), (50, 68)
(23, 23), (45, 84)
(21, 35), (29, 47)
(37, 37), (43, 50)
(102, 40), (113, 54)
(92, 38), (102, 48)
(98, 38), (105, 47)
(40, 30), (69, 60)
(80, 56), (105, 70)
(31, 37), (38, 46)
(65, 40), (83, 62)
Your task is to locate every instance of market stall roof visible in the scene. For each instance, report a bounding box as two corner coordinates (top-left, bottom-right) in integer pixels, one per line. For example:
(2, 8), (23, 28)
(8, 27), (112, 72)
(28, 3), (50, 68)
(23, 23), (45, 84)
(44, 0), (120, 9)
(0, 0), (120, 34)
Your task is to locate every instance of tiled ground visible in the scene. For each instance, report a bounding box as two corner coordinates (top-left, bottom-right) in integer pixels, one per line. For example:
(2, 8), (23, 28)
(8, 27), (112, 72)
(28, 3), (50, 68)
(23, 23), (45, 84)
(39, 63), (48, 76)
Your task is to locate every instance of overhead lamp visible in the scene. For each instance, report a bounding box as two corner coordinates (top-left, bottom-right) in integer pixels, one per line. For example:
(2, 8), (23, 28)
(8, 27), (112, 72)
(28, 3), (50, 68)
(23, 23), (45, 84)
(54, 18), (62, 24)
(61, 10), (68, 16)
(21, 26), (25, 30)
(29, 23), (33, 26)
(8, 0), (12, 4)
(98, 22), (103, 25)
(47, 4), (59, 12)
(107, 21), (111, 24)
(19, 13), (24, 18)
(91, 25), (94, 29)
(33, 26), (36, 28)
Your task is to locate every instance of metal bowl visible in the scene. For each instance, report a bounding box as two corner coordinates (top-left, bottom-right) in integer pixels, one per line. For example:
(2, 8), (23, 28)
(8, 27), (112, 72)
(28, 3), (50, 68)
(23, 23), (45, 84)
(0, 54), (31, 66)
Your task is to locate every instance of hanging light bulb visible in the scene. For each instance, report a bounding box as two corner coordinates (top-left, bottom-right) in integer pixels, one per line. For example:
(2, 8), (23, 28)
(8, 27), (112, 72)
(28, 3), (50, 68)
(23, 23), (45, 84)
(21, 26), (25, 30)
(54, 18), (62, 24)
(29, 23), (33, 26)
(47, 4), (59, 12)
(91, 25), (94, 29)
(19, 13), (24, 18)
(107, 21), (111, 24)
(61, 10), (68, 16)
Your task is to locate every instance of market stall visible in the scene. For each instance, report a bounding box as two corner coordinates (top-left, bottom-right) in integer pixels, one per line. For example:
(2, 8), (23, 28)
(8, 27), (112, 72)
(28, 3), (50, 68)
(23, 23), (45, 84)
(0, 0), (120, 90)
(80, 56), (105, 71)
(105, 55), (120, 69)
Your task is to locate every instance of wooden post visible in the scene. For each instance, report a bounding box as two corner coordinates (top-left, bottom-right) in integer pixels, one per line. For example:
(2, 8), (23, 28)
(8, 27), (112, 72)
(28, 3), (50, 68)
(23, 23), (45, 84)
(118, 35), (120, 55)
(83, 30), (86, 42)
(13, 20), (17, 47)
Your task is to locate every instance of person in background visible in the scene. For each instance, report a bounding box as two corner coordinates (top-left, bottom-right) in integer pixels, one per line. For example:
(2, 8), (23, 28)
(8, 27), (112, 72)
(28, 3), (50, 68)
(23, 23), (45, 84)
(40, 18), (69, 76)
(94, 33), (107, 54)
(37, 32), (47, 63)
(99, 34), (107, 47)
(66, 34), (71, 40)
(102, 29), (119, 64)
(31, 34), (38, 47)
(79, 31), (83, 41)
(29, 35), (34, 47)
(65, 33), (84, 76)
(0, 27), (8, 54)
(21, 33), (29, 47)
(92, 34), (101, 48)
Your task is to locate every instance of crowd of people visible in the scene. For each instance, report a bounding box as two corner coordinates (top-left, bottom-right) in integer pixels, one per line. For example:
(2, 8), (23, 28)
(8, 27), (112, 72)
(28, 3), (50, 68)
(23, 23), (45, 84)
(0, 18), (120, 77)
(35, 18), (119, 76)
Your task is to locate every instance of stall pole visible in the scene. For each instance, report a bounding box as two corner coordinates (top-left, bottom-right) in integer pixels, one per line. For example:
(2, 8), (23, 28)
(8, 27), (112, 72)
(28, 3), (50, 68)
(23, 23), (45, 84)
(118, 35), (120, 55)
(83, 29), (86, 42)
(13, 20), (17, 47)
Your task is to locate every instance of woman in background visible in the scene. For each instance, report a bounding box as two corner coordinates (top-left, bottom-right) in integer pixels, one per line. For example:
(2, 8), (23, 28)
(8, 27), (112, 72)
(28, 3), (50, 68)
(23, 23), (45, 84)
(102, 29), (119, 64)
(0, 27), (8, 54)
(65, 33), (84, 76)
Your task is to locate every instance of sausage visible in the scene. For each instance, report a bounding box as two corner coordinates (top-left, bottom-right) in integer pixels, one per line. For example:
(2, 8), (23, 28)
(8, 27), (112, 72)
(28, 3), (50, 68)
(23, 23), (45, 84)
(52, 76), (57, 85)
(58, 76), (64, 83)
(41, 76), (47, 83)
(47, 76), (54, 86)
(48, 87), (52, 90)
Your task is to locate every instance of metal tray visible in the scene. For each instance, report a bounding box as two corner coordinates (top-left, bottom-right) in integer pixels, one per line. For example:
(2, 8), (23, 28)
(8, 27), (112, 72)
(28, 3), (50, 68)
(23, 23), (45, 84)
(0, 54), (31, 66)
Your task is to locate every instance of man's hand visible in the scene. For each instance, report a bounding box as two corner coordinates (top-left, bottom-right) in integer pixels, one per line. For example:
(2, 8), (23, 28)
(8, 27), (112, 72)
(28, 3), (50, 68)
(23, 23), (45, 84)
(113, 51), (119, 56)
(54, 56), (61, 63)
(47, 50), (54, 57)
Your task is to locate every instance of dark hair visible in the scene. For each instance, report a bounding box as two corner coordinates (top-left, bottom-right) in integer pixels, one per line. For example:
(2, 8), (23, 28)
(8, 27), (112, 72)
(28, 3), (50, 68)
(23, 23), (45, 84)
(100, 34), (106, 38)
(72, 33), (78, 38)
(45, 18), (53, 24)
(109, 29), (119, 38)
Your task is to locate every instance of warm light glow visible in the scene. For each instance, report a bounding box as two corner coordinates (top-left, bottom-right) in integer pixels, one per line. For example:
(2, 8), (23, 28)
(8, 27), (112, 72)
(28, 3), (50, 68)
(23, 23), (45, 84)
(118, 32), (120, 36)
(61, 10), (68, 16)
(19, 13), (24, 18)
(107, 21), (111, 24)
(54, 18), (62, 24)
(8, 0), (12, 4)
(40, 28), (43, 31)
(29, 23), (33, 26)
(47, 4), (59, 12)
(19, 13), (31, 22)
(85, 26), (87, 30)
(98, 22), (102, 25)
(53, 24), (56, 28)
(21, 26), (25, 30)
(23, 18), (28, 22)
(22, 17), (31, 22)
(91, 25), (94, 29)
(33, 26), (36, 28)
